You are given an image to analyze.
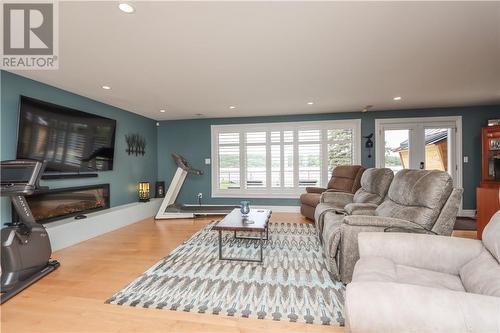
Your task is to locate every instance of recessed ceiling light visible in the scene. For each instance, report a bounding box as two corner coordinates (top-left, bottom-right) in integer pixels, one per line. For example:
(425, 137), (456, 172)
(307, 101), (314, 105)
(160, 109), (166, 113)
(393, 96), (402, 101)
(102, 85), (111, 90)
(118, 3), (135, 14)
(229, 106), (236, 109)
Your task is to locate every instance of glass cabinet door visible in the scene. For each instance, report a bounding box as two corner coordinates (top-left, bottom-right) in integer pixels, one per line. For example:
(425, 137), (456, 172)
(487, 137), (500, 181)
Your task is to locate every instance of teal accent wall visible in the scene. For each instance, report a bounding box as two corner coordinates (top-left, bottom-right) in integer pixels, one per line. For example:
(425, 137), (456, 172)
(157, 105), (500, 210)
(0, 71), (158, 224)
(1, 70), (498, 222)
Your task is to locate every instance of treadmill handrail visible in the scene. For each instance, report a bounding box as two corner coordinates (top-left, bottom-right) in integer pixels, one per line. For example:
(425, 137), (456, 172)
(171, 153), (203, 175)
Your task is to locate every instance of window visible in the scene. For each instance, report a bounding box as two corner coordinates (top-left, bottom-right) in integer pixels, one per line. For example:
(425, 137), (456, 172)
(211, 119), (361, 198)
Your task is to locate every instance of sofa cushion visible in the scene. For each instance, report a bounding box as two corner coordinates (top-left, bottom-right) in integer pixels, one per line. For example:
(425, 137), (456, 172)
(387, 169), (453, 208)
(375, 200), (436, 229)
(352, 256), (397, 282)
(460, 249), (500, 297)
(353, 257), (465, 292)
(327, 165), (364, 193)
(483, 210), (500, 263)
(299, 192), (321, 207)
(314, 203), (345, 238)
(396, 264), (465, 292)
(353, 168), (393, 205)
(375, 169), (453, 229)
(344, 203), (378, 215)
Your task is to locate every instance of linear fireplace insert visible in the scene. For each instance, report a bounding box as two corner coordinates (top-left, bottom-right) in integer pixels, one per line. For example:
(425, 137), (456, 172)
(13, 184), (110, 224)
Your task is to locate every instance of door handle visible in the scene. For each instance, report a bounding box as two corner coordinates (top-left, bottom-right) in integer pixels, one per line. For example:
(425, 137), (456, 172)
(420, 162), (425, 169)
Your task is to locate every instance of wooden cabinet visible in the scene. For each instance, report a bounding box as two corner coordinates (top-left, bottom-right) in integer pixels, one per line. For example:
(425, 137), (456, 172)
(476, 187), (500, 239)
(477, 125), (500, 239)
(481, 125), (500, 186)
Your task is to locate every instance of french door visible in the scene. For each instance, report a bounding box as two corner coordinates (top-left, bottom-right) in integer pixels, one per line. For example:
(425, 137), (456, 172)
(375, 117), (462, 188)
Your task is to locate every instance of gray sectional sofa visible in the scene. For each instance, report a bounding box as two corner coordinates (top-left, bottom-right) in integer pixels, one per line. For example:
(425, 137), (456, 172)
(315, 168), (463, 283)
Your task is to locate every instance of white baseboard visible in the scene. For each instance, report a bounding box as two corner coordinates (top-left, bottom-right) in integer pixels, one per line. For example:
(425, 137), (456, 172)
(46, 198), (162, 251)
(459, 209), (476, 218)
(253, 205), (301, 213)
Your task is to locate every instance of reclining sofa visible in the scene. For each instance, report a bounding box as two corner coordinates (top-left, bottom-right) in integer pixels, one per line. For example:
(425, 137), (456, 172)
(319, 169), (463, 283)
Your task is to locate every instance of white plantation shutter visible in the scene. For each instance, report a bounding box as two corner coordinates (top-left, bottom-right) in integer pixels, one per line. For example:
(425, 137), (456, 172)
(298, 143), (320, 187)
(271, 144), (281, 187)
(298, 130), (321, 187)
(218, 133), (240, 189)
(219, 132), (239, 145)
(211, 120), (360, 198)
(246, 145), (266, 188)
(246, 131), (266, 144)
(298, 129), (320, 142)
(283, 144), (294, 188)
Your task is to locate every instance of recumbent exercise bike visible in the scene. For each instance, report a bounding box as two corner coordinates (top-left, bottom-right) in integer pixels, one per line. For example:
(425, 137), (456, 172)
(1, 159), (60, 304)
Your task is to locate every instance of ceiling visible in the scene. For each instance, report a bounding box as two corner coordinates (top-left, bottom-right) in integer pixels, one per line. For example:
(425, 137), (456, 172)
(11, 1), (500, 120)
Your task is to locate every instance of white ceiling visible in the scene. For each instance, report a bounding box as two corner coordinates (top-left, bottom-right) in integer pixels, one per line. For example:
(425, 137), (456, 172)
(12, 1), (500, 120)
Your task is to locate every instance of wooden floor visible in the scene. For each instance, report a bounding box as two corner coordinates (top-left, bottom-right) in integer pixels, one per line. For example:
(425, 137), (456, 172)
(0, 213), (477, 333)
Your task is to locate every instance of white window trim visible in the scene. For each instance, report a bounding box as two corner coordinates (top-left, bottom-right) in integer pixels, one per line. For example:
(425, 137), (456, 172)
(211, 119), (361, 199)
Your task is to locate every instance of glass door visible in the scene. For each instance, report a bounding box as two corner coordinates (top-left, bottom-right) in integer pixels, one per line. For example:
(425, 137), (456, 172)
(376, 117), (460, 186)
(423, 127), (456, 180)
(382, 128), (411, 173)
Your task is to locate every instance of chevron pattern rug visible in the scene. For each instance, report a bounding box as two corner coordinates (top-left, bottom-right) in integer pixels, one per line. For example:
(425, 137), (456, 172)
(106, 222), (345, 326)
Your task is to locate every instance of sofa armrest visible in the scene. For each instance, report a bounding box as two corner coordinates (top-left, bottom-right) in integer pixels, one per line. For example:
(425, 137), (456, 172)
(357, 232), (483, 275)
(305, 187), (326, 194)
(343, 215), (429, 229)
(320, 191), (354, 205)
(345, 282), (500, 333)
(344, 203), (378, 216)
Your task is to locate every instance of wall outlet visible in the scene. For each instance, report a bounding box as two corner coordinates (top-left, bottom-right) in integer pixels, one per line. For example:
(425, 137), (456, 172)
(463, 156), (469, 163)
(197, 192), (203, 199)
(204, 158), (211, 165)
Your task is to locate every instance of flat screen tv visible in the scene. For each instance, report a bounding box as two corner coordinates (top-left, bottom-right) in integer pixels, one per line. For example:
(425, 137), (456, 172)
(16, 96), (116, 173)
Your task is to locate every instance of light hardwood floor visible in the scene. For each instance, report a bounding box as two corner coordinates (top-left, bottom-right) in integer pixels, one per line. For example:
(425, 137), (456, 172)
(0, 213), (476, 333)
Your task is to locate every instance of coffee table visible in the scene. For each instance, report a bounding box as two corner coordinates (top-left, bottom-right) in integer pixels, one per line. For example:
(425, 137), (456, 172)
(212, 208), (271, 263)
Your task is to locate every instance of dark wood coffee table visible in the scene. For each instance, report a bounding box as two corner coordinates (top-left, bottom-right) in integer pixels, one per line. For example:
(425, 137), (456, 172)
(212, 208), (271, 263)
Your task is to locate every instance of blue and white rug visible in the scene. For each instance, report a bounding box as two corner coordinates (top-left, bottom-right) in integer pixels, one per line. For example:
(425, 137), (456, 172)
(106, 222), (345, 326)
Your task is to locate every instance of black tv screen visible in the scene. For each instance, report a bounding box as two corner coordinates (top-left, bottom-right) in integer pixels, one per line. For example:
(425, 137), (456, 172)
(16, 96), (116, 173)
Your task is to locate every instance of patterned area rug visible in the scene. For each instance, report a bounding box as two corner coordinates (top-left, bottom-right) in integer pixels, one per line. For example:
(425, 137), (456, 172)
(106, 222), (345, 326)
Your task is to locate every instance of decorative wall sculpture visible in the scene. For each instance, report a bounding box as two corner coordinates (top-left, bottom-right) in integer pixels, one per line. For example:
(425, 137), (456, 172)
(125, 134), (146, 156)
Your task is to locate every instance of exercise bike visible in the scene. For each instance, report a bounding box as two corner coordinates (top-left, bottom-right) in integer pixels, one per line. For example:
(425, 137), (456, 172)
(1, 159), (60, 304)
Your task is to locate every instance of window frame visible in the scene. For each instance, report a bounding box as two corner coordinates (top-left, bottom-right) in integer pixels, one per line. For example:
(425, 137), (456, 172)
(211, 119), (361, 198)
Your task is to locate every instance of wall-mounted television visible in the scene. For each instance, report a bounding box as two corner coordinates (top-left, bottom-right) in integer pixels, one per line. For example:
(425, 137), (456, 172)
(16, 96), (116, 173)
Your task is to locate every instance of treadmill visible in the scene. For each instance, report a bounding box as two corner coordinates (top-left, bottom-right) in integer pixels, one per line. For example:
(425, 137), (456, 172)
(155, 153), (240, 220)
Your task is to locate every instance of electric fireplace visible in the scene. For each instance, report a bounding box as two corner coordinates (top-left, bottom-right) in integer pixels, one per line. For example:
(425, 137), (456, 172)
(13, 184), (110, 224)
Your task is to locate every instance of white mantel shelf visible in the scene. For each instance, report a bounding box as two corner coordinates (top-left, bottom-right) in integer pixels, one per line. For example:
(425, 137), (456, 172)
(46, 198), (162, 251)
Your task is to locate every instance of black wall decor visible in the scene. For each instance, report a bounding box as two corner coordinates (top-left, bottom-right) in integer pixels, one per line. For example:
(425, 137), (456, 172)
(364, 133), (374, 158)
(125, 133), (146, 156)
